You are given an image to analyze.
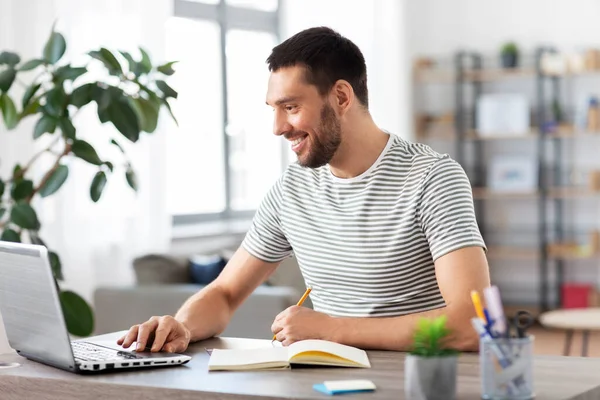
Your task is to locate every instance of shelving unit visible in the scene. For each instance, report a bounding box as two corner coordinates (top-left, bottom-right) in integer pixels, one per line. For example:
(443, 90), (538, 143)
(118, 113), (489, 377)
(414, 49), (600, 314)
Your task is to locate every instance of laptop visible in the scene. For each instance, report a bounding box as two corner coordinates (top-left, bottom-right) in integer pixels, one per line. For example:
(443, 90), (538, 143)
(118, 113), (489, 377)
(0, 240), (191, 373)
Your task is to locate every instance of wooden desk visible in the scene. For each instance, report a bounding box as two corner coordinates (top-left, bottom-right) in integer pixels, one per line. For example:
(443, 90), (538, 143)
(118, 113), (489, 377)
(1, 332), (600, 399)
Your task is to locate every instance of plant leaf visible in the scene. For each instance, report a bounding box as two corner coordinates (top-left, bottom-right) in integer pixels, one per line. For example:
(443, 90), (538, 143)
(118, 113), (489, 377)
(0, 179), (4, 197)
(33, 115), (57, 139)
(30, 232), (46, 247)
(108, 96), (140, 142)
(89, 48), (122, 75)
(0, 207), (5, 221)
(139, 47), (152, 74)
(0, 52), (20, 66)
(54, 65), (87, 82)
(156, 80), (177, 99)
(157, 61), (177, 76)
(59, 290), (94, 337)
(125, 167), (138, 191)
(43, 30), (67, 64)
(70, 83), (95, 108)
(72, 139), (103, 165)
(44, 87), (67, 117)
(0, 229), (20, 243)
(10, 202), (40, 230)
(104, 161), (114, 172)
(20, 99), (41, 121)
(110, 138), (125, 154)
(49, 251), (64, 281)
(0, 93), (18, 129)
(22, 83), (41, 108)
(19, 59), (45, 71)
(129, 96), (159, 133)
(58, 117), (76, 140)
(12, 165), (23, 183)
(11, 179), (34, 201)
(119, 51), (136, 73)
(39, 165), (69, 198)
(0, 68), (16, 93)
(161, 98), (178, 126)
(90, 171), (107, 202)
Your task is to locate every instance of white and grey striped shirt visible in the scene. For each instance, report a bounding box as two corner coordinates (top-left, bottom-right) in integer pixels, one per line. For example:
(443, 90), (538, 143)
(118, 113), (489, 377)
(242, 133), (486, 317)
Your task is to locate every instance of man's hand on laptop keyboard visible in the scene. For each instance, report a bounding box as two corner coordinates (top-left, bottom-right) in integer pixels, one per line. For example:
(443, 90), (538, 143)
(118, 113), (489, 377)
(116, 315), (191, 353)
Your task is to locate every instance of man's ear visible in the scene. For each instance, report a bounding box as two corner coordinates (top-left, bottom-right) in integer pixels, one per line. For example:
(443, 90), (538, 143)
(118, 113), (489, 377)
(331, 80), (353, 116)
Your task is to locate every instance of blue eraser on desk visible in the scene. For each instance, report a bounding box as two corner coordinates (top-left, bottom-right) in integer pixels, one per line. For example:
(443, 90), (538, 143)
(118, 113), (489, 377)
(313, 380), (376, 395)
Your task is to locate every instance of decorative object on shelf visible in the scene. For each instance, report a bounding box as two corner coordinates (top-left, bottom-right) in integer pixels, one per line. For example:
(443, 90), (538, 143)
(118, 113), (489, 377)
(488, 156), (537, 193)
(405, 315), (459, 400)
(500, 42), (519, 68)
(588, 170), (600, 191)
(584, 49), (600, 71)
(561, 283), (599, 308)
(0, 26), (178, 337)
(587, 96), (600, 132)
(540, 52), (567, 76)
(476, 93), (530, 137)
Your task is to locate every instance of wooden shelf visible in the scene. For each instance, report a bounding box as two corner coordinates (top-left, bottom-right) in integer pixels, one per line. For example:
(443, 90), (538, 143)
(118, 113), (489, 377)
(548, 187), (600, 199)
(487, 246), (539, 260)
(472, 188), (538, 199)
(464, 67), (536, 82)
(473, 187), (600, 200)
(419, 128), (600, 142)
(414, 67), (600, 84)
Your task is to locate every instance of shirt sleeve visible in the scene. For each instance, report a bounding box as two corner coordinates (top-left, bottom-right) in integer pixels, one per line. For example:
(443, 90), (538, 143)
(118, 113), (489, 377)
(417, 156), (487, 262)
(241, 176), (293, 263)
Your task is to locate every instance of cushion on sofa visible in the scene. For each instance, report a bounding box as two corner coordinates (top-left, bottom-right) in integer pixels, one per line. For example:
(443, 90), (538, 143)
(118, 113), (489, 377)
(189, 254), (226, 284)
(133, 254), (190, 284)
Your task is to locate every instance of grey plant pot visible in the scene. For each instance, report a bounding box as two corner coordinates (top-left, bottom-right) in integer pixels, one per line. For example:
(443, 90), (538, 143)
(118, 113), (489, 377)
(404, 354), (458, 400)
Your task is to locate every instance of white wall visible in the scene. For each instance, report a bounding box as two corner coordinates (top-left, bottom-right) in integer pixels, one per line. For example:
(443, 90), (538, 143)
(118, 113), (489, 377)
(407, 0), (600, 306)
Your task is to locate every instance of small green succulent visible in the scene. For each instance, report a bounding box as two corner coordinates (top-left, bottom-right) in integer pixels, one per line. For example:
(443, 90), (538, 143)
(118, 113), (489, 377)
(409, 315), (459, 357)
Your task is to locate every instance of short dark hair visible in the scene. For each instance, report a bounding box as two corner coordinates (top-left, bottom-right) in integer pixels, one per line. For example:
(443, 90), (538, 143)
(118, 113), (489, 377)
(266, 27), (369, 108)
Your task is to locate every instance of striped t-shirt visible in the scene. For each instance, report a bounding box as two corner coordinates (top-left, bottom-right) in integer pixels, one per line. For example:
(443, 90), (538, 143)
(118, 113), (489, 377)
(242, 133), (486, 317)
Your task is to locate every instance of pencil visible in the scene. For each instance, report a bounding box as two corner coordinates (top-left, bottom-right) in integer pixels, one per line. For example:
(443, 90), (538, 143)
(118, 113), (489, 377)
(273, 287), (312, 340)
(471, 290), (486, 322)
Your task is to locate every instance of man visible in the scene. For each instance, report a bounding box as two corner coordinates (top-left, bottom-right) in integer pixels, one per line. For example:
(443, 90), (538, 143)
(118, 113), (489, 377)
(118, 26), (490, 353)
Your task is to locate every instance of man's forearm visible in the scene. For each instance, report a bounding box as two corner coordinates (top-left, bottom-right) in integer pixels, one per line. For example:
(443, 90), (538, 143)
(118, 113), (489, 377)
(331, 305), (478, 352)
(174, 283), (233, 342)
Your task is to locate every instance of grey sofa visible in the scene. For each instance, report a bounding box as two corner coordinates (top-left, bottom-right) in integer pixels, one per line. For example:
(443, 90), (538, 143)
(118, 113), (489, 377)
(92, 251), (308, 340)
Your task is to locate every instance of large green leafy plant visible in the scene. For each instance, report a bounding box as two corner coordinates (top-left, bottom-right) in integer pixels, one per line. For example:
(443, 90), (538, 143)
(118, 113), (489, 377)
(409, 315), (459, 357)
(0, 26), (178, 337)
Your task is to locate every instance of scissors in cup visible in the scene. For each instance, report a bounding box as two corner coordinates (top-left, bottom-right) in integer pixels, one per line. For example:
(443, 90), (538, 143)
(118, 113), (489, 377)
(506, 310), (534, 338)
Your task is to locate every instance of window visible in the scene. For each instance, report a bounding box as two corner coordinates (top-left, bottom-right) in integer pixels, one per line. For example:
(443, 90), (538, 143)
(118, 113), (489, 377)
(166, 0), (285, 222)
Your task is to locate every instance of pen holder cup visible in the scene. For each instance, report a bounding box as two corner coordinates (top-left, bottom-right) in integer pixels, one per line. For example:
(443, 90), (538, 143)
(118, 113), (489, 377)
(480, 335), (535, 400)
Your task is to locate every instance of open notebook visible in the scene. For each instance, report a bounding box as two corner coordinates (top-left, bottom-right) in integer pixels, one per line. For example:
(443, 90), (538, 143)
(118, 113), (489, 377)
(207, 339), (371, 371)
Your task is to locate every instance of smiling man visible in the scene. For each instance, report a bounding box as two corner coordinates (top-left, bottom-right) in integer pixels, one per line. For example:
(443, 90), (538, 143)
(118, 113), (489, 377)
(118, 27), (490, 353)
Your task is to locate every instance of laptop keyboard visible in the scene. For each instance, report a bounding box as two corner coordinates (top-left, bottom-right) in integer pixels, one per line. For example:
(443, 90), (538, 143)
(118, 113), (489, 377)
(72, 341), (141, 362)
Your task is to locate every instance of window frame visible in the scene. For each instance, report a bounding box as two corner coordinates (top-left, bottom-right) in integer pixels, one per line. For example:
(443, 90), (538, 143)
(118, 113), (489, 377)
(171, 0), (286, 226)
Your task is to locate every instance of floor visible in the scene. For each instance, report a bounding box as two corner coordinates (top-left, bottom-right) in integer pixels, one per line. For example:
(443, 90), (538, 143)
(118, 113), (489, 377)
(530, 324), (600, 357)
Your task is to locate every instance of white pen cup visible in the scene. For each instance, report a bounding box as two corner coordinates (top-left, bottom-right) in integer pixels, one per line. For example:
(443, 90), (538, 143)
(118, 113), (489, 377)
(480, 335), (535, 400)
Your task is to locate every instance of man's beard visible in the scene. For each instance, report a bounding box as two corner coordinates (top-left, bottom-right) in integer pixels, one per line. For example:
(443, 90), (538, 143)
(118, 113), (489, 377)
(297, 103), (342, 169)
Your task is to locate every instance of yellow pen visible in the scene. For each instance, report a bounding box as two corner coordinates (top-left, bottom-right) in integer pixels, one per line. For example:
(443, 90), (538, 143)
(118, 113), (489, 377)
(273, 287), (312, 340)
(471, 290), (486, 322)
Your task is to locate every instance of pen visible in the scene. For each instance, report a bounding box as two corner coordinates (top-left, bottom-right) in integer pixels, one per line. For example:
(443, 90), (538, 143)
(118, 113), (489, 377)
(273, 287), (312, 340)
(470, 290), (486, 322)
(484, 285), (506, 337)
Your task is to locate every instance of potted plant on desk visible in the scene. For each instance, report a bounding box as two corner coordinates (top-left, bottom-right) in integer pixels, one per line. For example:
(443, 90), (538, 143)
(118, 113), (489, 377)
(405, 315), (459, 400)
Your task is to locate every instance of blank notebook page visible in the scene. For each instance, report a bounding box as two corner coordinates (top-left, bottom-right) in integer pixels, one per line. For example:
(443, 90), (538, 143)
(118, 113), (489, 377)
(208, 347), (288, 367)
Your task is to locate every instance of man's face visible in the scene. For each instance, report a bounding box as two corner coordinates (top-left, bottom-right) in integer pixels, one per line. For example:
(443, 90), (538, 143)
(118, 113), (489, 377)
(266, 66), (341, 169)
